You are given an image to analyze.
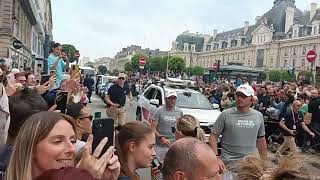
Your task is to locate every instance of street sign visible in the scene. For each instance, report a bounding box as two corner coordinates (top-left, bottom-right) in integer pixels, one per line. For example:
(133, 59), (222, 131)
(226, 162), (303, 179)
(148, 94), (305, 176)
(13, 40), (23, 49)
(139, 57), (146, 66)
(307, 50), (317, 63)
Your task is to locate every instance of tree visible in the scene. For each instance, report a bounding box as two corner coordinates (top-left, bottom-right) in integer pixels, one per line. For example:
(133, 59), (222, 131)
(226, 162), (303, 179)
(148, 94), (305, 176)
(298, 70), (312, 81)
(149, 56), (167, 72)
(269, 70), (293, 82)
(124, 62), (133, 72)
(98, 65), (108, 75)
(192, 66), (204, 77)
(269, 70), (282, 82)
(85, 62), (95, 69)
(168, 56), (186, 72)
(62, 44), (77, 63)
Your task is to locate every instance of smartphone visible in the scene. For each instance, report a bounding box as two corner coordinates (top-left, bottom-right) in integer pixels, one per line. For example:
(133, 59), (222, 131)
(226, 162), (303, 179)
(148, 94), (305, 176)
(55, 91), (68, 114)
(50, 70), (56, 76)
(92, 118), (114, 157)
(94, 112), (102, 119)
(71, 65), (79, 79)
(152, 157), (162, 172)
(40, 75), (50, 85)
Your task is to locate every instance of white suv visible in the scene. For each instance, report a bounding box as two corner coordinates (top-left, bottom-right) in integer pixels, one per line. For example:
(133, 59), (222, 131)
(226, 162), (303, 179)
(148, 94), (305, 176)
(136, 79), (221, 140)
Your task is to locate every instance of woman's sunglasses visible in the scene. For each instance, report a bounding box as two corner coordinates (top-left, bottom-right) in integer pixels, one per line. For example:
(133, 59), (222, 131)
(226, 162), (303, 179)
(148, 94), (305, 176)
(79, 115), (93, 121)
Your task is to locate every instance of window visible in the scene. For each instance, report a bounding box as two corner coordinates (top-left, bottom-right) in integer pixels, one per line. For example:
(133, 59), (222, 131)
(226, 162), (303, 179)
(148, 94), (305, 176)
(302, 46), (306, 55)
(284, 60), (287, 68)
(264, 35), (266, 42)
(314, 26), (318, 35)
(270, 58), (273, 65)
(284, 48), (288, 56)
(144, 88), (156, 100)
(293, 46), (296, 55)
(293, 29), (298, 38)
(301, 60), (305, 68)
(154, 89), (162, 105)
(293, 59), (296, 67)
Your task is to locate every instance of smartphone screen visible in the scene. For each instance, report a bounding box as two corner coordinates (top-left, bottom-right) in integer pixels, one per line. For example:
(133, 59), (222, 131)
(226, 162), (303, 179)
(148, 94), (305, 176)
(92, 118), (114, 157)
(40, 75), (50, 85)
(152, 157), (162, 172)
(55, 91), (68, 114)
(71, 65), (80, 79)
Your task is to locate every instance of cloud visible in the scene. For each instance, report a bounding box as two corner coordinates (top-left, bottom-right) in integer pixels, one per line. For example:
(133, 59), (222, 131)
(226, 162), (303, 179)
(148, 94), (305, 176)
(52, 0), (320, 59)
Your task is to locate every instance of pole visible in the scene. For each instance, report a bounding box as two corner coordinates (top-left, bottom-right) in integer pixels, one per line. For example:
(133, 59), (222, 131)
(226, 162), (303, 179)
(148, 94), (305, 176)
(189, 50), (192, 78)
(148, 51), (151, 77)
(311, 61), (315, 84)
(166, 51), (169, 79)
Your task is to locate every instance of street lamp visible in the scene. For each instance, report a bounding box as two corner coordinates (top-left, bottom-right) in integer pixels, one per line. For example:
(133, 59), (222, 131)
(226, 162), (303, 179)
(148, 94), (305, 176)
(148, 51), (151, 76)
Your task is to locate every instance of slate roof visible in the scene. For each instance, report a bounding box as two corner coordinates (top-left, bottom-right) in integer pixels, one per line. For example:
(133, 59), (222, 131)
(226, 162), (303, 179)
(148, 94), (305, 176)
(174, 0), (318, 52)
(175, 33), (204, 52)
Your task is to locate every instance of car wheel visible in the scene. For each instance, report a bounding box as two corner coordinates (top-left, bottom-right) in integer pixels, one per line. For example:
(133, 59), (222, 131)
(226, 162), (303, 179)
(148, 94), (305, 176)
(136, 107), (142, 121)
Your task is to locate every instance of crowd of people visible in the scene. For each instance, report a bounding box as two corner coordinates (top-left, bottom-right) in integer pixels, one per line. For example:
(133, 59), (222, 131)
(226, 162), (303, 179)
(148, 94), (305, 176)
(0, 41), (318, 180)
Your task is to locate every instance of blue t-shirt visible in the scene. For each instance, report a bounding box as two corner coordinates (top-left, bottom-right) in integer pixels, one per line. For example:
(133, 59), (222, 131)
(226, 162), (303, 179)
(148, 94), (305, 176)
(48, 54), (65, 90)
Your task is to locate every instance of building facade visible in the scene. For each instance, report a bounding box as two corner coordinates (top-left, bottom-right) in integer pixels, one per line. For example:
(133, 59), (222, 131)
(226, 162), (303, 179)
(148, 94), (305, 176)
(114, 45), (168, 71)
(0, 0), (53, 71)
(93, 57), (113, 70)
(171, 0), (320, 72)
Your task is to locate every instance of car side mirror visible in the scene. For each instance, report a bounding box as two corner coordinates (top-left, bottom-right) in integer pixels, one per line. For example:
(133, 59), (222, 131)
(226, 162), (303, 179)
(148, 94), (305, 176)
(150, 99), (160, 107)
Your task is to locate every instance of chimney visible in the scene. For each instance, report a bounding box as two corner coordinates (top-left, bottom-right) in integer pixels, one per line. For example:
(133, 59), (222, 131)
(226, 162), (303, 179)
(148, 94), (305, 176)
(213, 29), (218, 39)
(285, 7), (295, 33)
(310, 3), (317, 21)
(244, 21), (249, 34)
(255, 16), (262, 24)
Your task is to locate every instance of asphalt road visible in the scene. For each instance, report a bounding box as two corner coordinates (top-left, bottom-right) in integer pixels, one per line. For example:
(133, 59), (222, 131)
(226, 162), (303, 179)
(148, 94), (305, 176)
(88, 94), (320, 179)
(88, 94), (151, 180)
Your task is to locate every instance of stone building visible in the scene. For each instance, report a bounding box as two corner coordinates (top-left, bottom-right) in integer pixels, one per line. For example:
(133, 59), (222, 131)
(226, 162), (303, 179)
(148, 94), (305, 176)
(0, 0), (53, 70)
(114, 45), (168, 71)
(171, 0), (320, 72)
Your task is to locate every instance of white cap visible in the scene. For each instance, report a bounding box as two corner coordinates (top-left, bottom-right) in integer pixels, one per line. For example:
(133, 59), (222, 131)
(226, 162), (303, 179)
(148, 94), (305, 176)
(118, 73), (126, 79)
(236, 84), (255, 97)
(165, 91), (178, 98)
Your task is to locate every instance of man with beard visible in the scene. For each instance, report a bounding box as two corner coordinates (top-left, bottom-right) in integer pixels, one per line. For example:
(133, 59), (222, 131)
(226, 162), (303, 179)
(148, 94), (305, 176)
(209, 84), (267, 173)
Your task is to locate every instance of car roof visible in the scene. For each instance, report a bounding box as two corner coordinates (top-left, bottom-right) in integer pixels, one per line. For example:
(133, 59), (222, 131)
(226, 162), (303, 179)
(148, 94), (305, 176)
(149, 84), (201, 94)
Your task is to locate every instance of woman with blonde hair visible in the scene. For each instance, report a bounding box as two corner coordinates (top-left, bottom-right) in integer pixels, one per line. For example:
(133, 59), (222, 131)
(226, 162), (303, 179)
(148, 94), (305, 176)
(5, 111), (120, 180)
(173, 114), (206, 142)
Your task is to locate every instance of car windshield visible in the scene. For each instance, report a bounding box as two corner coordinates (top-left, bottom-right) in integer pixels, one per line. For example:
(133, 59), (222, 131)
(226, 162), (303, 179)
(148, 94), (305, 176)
(175, 91), (214, 110)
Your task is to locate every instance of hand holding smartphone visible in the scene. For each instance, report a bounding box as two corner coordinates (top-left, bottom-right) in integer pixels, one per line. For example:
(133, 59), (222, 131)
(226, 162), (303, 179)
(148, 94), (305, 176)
(92, 118), (114, 157)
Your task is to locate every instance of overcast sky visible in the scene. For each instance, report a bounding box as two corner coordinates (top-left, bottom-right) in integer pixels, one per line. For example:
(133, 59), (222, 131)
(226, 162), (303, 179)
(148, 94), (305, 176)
(52, 0), (320, 60)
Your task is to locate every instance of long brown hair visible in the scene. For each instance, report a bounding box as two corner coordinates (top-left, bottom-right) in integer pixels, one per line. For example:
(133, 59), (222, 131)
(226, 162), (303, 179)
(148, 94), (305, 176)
(236, 154), (311, 180)
(176, 115), (205, 142)
(5, 112), (76, 180)
(115, 121), (154, 180)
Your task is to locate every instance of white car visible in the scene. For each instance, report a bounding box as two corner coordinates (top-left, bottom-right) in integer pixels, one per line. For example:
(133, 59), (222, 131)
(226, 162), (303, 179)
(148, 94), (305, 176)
(136, 81), (221, 140)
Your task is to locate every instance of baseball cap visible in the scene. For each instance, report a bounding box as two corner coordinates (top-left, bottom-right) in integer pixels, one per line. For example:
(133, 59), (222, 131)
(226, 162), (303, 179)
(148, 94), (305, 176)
(236, 84), (255, 97)
(118, 73), (126, 79)
(166, 91), (178, 98)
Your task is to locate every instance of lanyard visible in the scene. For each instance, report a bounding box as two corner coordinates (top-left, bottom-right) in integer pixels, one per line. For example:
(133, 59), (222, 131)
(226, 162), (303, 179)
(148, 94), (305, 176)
(291, 108), (298, 124)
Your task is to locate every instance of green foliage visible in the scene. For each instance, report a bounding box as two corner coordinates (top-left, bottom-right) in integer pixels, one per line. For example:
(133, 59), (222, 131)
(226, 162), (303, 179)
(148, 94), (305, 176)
(98, 65), (108, 75)
(298, 70), (312, 81)
(149, 56), (167, 72)
(192, 66), (204, 77)
(62, 44), (77, 63)
(85, 62), (95, 69)
(184, 67), (193, 76)
(259, 72), (267, 81)
(168, 56), (186, 72)
(124, 62), (133, 72)
(269, 70), (293, 82)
